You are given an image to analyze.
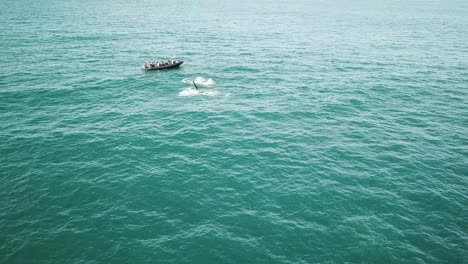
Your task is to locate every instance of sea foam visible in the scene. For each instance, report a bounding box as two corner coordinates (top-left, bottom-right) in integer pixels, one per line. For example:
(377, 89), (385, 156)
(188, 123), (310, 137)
(178, 88), (218, 97)
(181, 77), (216, 87)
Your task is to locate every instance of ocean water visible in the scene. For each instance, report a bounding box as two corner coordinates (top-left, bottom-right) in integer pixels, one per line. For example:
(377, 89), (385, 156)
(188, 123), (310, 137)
(1, 0), (467, 263)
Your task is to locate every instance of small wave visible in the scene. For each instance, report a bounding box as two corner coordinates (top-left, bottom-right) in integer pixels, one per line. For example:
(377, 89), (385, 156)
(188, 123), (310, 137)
(181, 77), (216, 87)
(224, 66), (260, 73)
(178, 88), (218, 97)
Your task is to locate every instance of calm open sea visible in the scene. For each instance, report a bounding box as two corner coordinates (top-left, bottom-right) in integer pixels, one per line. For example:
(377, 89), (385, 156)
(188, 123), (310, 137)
(1, 0), (467, 263)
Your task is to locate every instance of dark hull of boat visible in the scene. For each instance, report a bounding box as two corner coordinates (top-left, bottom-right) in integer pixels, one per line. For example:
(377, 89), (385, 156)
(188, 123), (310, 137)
(144, 61), (183, 71)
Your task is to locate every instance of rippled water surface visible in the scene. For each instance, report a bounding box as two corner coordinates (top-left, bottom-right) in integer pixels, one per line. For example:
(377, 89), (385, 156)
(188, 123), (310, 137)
(1, 0), (467, 263)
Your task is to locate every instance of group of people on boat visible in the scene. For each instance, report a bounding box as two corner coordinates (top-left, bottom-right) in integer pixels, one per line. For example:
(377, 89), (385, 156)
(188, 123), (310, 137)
(143, 60), (178, 69)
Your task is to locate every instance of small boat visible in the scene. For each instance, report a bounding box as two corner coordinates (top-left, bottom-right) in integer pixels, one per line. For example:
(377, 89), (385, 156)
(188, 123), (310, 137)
(143, 60), (183, 71)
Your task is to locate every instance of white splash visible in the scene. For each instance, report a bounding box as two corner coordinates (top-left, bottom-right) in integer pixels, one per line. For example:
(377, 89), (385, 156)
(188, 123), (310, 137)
(181, 77), (216, 87)
(178, 88), (219, 97)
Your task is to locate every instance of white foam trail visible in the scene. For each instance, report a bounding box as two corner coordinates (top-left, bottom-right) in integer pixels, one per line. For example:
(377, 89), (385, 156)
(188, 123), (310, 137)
(178, 88), (218, 97)
(181, 77), (216, 87)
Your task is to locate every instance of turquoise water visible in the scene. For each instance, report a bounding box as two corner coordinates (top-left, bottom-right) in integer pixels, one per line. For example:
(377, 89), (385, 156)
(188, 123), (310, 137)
(1, 0), (467, 263)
